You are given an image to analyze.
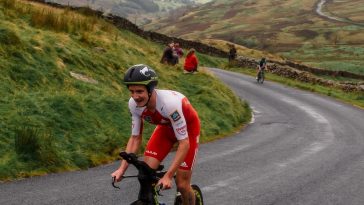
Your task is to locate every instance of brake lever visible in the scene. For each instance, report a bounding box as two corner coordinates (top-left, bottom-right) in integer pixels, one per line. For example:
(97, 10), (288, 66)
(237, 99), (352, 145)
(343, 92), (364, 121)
(111, 176), (120, 189)
(155, 184), (164, 196)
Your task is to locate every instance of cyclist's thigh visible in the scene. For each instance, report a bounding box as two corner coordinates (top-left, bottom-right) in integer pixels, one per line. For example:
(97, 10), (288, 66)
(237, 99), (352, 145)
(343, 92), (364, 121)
(145, 125), (176, 162)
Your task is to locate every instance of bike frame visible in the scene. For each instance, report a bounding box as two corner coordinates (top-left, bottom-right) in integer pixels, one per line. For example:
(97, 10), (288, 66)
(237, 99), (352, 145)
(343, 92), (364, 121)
(112, 152), (165, 205)
(112, 152), (204, 205)
(257, 69), (265, 83)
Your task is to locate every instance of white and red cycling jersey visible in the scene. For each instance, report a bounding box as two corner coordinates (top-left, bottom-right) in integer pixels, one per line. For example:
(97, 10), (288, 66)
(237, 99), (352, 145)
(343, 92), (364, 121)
(129, 89), (200, 170)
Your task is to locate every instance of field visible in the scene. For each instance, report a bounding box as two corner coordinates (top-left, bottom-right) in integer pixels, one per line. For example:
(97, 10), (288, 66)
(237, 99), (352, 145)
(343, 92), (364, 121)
(50, 0), (213, 25)
(144, 0), (364, 74)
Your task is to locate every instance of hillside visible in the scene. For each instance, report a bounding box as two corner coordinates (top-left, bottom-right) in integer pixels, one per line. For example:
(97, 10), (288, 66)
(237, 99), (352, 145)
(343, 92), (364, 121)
(0, 0), (250, 180)
(324, 0), (364, 23)
(48, 0), (213, 25)
(144, 0), (364, 75)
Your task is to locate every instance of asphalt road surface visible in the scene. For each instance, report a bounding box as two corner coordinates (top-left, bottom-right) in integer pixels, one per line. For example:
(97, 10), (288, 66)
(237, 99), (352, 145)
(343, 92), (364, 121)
(315, 0), (364, 26)
(1, 68), (364, 205)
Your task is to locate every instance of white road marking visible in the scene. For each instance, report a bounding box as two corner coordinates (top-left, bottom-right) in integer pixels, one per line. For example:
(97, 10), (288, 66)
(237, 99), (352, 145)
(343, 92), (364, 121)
(250, 106), (261, 124)
(250, 111), (255, 124)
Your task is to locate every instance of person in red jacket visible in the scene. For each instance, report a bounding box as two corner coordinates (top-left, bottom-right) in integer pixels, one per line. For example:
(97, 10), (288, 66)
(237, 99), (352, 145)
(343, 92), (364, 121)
(183, 48), (198, 74)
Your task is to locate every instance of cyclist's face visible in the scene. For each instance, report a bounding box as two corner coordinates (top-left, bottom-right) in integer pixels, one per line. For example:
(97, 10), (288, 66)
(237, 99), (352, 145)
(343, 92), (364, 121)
(128, 85), (148, 106)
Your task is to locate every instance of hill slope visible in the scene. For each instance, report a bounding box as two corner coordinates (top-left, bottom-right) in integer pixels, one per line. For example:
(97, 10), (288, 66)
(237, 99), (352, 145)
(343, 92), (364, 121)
(144, 0), (364, 74)
(48, 0), (213, 25)
(0, 0), (250, 180)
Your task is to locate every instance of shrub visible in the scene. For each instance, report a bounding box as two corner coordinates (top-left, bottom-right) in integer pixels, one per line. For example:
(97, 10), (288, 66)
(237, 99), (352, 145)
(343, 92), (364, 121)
(14, 127), (61, 166)
(9, 65), (43, 87)
(0, 28), (21, 45)
(236, 36), (258, 48)
(0, 0), (16, 9)
(15, 127), (41, 161)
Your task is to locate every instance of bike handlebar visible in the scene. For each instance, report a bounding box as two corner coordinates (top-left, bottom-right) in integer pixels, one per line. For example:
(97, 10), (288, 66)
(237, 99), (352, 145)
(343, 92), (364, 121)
(112, 152), (168, 197)
(116, 152), (166, 182)
(119, 152), (165, 172)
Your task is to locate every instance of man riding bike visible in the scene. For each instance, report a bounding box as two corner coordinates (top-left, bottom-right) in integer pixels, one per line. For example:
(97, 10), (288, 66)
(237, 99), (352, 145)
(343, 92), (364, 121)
(111, 64), (201, 205)
(256, 57), (267, 80)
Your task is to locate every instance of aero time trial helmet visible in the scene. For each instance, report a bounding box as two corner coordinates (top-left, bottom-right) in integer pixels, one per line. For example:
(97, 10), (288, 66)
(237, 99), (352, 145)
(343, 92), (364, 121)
(123, 64), (158, 93)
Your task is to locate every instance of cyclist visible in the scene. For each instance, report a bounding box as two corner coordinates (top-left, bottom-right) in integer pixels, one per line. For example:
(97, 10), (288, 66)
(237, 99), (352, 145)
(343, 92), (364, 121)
(111, 64), (201, 205)
(256, 57), (267, 80)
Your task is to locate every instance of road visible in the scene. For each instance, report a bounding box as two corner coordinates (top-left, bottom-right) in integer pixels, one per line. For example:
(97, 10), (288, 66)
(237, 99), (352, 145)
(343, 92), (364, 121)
(316, 0), (364, 26)
(1, 68), (364, 204)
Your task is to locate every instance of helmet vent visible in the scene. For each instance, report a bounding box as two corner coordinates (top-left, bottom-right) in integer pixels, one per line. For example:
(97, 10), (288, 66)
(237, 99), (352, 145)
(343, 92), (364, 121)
(128, 68), (135, 79)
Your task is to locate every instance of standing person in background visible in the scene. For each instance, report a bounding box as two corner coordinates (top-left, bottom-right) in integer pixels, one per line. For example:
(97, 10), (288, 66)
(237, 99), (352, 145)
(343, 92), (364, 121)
(183, 48), (198, 74)
(228, 44), (237, 63)
(171, 43), (180, 65)
(174, 43), (184, 58)
(160, 42), (178, 66)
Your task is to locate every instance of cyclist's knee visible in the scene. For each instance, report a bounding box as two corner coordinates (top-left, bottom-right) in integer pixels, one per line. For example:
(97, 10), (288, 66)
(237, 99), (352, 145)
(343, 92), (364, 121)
(176, 181), (191, 194)
(143, 156), (161, 170)
(176, 179), (190, 192)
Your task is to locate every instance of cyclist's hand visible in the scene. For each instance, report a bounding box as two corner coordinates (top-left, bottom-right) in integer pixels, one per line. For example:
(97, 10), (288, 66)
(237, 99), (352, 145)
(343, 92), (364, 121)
(111, 169), (124, 182)
(157, 176), (173, 190)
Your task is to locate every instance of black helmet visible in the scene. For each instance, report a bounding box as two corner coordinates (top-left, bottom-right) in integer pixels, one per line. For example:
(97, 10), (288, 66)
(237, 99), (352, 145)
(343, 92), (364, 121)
(123, 64), (158, 93)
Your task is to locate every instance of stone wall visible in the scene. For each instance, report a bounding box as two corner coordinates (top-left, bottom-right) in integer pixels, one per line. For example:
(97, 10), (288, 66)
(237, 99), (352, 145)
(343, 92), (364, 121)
(105, 13), (228, 57)
(31, 0), (228, 57)
(275, 60), (364, 81)
(234, 57), (364, 92)
(30, 0), (363, 93)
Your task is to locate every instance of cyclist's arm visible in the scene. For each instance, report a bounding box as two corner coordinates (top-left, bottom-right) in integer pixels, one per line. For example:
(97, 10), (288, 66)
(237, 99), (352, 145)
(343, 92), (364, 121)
(119, 108), (144, 172)
(163, 99), (190, 180)
(113, 101), (143, 177)
(158, 137), (189, 189)
(118, 135), (142, 172)
(111, 134), (142, 181)
(165, 138), (190, 179)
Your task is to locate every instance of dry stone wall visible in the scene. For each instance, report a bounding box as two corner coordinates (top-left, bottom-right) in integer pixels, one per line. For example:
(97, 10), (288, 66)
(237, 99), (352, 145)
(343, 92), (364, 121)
(234, 57), (364, 92)
(32, 0), (363, 93)
(32, 0), (228, 57)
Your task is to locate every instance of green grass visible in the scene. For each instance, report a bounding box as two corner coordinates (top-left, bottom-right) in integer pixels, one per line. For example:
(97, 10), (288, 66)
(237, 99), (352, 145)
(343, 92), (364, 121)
(281, 44), (364, 74)
(0, 0), (250, 181)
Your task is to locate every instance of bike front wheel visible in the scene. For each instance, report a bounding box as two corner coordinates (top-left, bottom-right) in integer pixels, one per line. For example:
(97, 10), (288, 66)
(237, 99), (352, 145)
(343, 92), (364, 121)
(258, 72), (264, 84)
(192, 184), (204, 205)
(173, 184), (204, 205)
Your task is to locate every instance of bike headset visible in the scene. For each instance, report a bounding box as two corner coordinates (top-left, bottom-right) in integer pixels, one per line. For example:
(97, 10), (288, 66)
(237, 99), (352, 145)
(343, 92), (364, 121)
(123, 64), (158, 107)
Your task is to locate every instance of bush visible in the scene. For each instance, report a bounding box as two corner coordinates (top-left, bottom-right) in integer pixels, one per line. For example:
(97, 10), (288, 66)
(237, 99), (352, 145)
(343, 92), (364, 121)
(9, 65), (44, 87)
(0, 0), (16, 9)
(14, 127), (61, 166)
(236, 36), (258, 48)
(0, 28), (21, 45)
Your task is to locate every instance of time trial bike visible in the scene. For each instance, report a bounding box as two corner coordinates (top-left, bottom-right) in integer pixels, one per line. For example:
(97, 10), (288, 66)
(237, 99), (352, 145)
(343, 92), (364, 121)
(257, 69), (265, 84)
(112, 152), (204, 205)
